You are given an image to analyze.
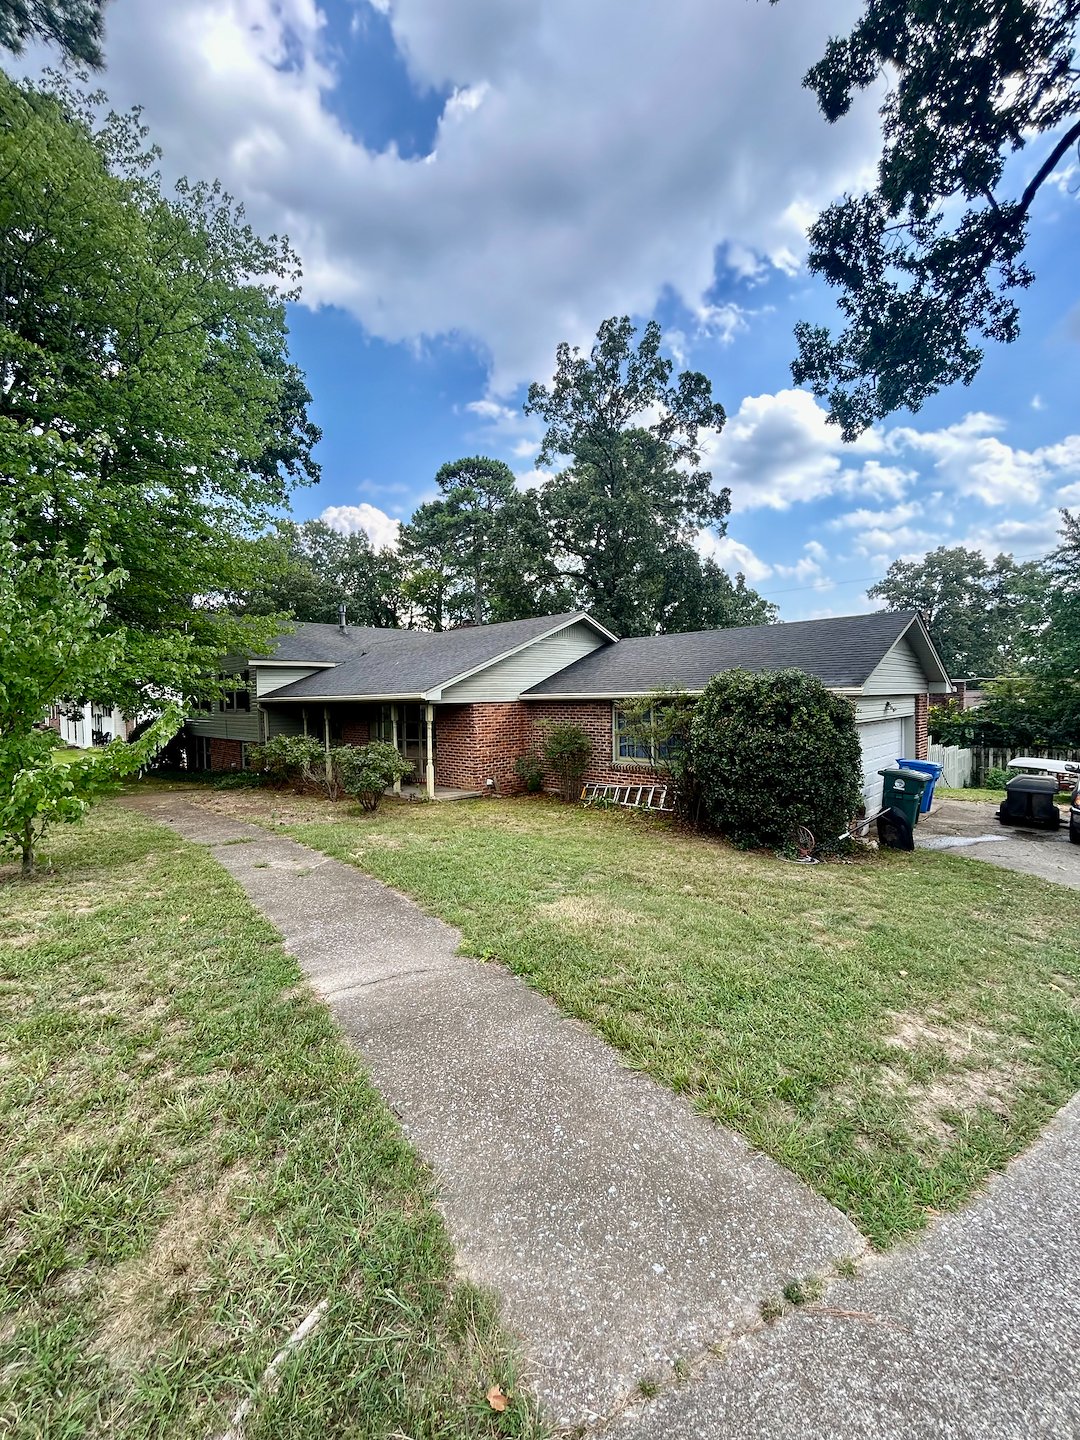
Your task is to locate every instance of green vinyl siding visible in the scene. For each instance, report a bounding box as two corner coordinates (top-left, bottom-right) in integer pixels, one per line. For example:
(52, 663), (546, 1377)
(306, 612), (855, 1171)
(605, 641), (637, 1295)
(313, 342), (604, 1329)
(862, 636), (927, 696)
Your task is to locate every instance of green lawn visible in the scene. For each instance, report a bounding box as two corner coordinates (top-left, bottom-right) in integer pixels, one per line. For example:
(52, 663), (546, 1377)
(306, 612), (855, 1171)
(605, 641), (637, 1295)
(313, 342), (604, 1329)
(0, 806), (540, 1439)
(196, 788), (1080, 1250)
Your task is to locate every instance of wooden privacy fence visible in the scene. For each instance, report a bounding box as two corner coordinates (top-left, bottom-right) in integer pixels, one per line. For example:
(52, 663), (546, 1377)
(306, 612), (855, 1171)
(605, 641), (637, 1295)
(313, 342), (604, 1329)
(931, 742), (1080, 787)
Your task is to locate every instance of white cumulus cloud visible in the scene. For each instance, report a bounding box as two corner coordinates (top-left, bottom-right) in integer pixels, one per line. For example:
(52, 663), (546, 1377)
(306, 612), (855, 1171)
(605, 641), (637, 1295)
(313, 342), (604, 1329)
(320, 502), (401, 549)
(45, 0), (882, 390)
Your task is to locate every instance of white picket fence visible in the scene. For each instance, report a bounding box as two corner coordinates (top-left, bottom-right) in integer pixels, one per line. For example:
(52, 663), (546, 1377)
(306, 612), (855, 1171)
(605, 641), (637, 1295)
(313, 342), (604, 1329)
(929, 743), (973, 789)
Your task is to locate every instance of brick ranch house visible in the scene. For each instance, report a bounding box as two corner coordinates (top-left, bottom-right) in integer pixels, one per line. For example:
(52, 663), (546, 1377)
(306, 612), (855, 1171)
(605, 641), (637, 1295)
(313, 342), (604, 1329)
(185, 609), (951, 811)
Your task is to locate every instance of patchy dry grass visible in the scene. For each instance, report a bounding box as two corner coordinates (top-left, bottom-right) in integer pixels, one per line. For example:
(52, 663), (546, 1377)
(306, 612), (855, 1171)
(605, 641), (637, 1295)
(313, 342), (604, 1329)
(0, 805), (541, 1440)
(173, 787), (1080, 1249)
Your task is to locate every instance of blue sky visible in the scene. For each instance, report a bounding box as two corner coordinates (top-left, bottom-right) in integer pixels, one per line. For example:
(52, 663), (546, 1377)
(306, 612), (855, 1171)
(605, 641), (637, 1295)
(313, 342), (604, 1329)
(24, 0), (1080, 619)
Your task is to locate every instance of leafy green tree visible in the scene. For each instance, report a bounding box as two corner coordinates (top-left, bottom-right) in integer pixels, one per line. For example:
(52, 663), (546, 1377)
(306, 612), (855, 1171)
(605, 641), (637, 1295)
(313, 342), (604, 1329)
(400, 457), (547, 628)
(242, 520), (404, 627)
(868, 545), (1047, 676)
(1037, 509), (1080, 738)
(0, 0), (107, 65)
(658, 553), (778, 632)
(0, 518), (180, 872)
(788, 0), (1080, 438)
(0, 74), (319, 713)
(525, 318), (730, 636)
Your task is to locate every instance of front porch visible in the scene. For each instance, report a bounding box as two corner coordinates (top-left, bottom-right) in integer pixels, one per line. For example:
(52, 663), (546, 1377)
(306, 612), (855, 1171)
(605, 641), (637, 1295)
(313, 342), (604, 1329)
(260, 695), (531, 799)
(398, 784), (486, 802)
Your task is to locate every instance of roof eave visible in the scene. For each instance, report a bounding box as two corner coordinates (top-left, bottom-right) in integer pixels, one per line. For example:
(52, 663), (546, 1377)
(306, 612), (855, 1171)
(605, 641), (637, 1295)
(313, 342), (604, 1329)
(260, 692), (426, 704)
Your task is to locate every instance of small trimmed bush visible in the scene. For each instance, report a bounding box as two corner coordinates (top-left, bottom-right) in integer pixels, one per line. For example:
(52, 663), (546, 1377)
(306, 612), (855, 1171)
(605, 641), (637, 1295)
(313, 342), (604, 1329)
(212, 771), (265, 790)
(333, 741), (412, 812)
(542, 723), (591, 802)
(689, 668), (863, 851)
(514, 748), (546, 792)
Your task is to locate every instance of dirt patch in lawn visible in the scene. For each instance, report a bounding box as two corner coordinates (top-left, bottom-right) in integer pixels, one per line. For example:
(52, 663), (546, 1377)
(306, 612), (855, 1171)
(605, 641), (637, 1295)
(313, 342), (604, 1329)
(882, 1060), (1038, 1146)
(96, 1168), (252, 1369)
(539, 894), (638, 932)
(883, 1010), (1002, 1062)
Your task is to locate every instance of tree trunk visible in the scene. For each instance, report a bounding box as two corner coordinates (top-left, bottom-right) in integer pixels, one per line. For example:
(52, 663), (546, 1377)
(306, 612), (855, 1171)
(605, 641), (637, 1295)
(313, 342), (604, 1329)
(21, 821), (34, 876)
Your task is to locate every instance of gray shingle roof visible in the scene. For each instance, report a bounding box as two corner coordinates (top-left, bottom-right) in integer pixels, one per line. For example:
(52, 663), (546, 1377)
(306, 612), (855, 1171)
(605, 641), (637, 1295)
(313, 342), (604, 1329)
(253, 623), (405, 664)
(522, 611), (924, 696)
(260, 612), (595, 700)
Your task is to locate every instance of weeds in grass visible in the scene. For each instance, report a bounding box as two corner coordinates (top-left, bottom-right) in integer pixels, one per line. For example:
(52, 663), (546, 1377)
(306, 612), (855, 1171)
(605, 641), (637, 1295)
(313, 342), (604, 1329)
(0, 805), (541, 1439)
(212, 790), (1080, 1248)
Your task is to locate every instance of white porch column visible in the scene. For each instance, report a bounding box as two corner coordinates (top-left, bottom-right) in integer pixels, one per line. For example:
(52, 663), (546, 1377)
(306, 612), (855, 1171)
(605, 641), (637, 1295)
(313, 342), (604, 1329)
(301, 707), (308, 737)
(323, 705), (332, 784)
(391, 705), (401, 794)
(425, 703), (435, 800)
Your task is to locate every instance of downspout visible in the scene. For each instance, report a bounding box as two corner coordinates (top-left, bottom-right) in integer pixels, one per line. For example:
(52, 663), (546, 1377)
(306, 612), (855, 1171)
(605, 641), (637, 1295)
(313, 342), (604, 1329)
(425, 703), (435, 800)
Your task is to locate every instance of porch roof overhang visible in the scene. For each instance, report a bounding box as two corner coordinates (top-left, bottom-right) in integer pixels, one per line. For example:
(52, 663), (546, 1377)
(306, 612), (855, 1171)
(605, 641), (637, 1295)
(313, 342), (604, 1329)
(259, 692), (429, 703)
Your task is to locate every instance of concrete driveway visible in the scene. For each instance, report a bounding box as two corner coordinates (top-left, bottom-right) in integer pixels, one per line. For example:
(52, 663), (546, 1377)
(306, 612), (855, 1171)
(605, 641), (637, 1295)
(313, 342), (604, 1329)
(917, 796), (1080, 890)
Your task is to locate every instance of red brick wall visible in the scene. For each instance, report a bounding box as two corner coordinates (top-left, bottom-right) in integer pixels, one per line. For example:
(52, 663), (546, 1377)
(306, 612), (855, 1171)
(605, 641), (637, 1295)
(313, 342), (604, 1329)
(915, 693), (929, 760)
(525, 701), (657, 793)
(435, 702), (532, 794)
(339, 717), (370, 745)
(209, 737), (244, 771)
(435, 705), (477, 789)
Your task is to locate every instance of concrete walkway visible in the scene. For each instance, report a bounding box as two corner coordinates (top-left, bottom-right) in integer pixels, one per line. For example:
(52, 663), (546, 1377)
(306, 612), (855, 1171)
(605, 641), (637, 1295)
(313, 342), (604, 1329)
(124, 793), (862, 1428)
(604, 1092), (1080, 1439)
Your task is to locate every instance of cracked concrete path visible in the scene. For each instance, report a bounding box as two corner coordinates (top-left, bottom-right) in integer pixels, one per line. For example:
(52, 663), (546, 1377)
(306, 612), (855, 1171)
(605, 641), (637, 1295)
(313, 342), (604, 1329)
(606, 1092), (1080, 1440)
(123, 792), (862, 1428)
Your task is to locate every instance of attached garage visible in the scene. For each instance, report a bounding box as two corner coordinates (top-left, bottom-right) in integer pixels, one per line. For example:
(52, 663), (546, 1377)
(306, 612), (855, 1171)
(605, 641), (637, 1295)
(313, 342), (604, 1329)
(856, 716), (906, 814)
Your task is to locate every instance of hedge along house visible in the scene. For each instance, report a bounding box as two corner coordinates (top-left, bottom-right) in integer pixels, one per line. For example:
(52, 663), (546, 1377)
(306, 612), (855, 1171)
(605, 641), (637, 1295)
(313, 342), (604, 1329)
(521, 610), (952, 812)
(185, 608), (950, 806)
(185, 612), (618, 796)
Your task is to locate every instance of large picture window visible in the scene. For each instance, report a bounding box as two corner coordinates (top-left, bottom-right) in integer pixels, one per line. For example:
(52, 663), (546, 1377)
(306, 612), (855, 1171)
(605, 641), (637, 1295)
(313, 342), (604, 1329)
(613, 705), (673, 765)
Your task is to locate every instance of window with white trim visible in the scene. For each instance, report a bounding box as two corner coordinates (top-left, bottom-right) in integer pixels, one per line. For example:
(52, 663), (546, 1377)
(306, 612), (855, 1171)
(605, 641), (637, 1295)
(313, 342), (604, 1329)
(613, 705), (673, 764)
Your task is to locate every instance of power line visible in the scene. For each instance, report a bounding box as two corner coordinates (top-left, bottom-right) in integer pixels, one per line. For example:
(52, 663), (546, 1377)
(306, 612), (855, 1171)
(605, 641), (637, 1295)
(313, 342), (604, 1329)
(755, 547), (1053, 600)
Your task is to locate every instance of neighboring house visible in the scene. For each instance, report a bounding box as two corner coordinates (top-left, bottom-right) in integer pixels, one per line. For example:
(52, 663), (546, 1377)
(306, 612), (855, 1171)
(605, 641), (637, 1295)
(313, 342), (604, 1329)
(184, 609), (950, 811)
(48, 703), (135, 749)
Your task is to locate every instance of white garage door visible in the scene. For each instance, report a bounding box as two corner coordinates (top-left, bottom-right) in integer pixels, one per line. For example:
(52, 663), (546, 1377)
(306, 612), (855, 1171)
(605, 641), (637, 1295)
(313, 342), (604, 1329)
(857, 718), (904, 813)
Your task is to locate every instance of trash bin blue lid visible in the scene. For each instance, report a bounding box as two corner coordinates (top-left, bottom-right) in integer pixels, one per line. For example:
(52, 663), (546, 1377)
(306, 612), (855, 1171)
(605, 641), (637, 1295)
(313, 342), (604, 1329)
(896, 758), (942, 776)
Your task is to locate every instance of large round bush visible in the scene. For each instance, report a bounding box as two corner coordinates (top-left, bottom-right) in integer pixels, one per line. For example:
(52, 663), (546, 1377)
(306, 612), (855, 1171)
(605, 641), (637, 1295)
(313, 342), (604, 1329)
(689, 668), (863, 850)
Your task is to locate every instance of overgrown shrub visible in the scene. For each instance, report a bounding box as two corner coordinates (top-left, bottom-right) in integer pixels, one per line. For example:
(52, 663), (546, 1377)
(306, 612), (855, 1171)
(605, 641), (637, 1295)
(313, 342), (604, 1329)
(514, 747), (546, 792)
(333, 741), (412, 812)
(248, 734), (326, 789)
(983, 767), (1014, 790)
(688, 668), (863, 851)
(541, 723), (592, 801)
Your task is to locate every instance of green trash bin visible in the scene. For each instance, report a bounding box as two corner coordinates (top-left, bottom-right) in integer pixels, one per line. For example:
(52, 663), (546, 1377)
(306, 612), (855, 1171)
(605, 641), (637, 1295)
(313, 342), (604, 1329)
(878, 767), (929, 829)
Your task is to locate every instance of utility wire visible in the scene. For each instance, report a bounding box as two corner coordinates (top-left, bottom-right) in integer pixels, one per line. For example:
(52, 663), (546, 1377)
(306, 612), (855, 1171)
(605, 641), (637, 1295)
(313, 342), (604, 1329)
(755, 547), (1053, 599)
